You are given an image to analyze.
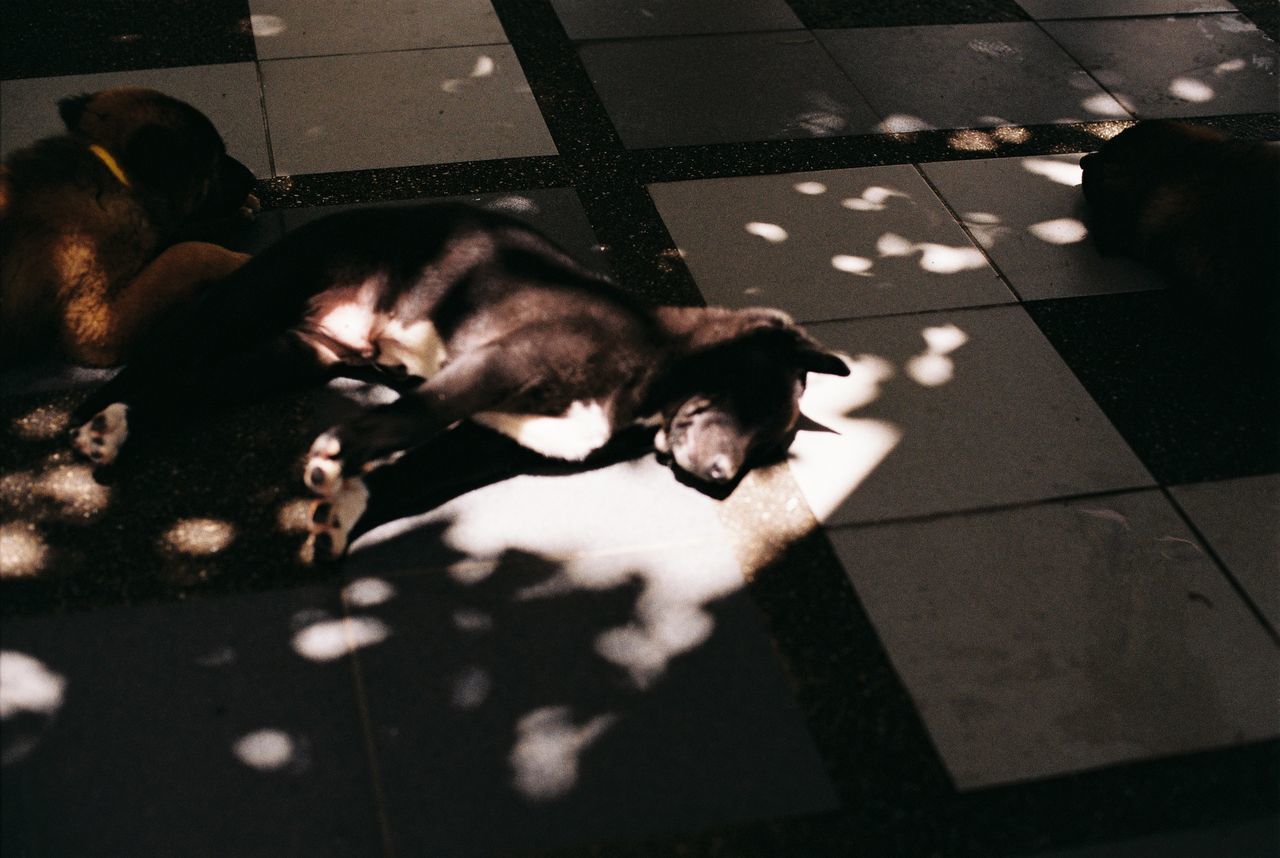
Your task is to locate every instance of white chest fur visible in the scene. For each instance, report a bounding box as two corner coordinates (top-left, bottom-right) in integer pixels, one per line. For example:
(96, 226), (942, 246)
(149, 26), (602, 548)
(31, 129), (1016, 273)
(377, 318), (446, 379)
(472, 401), (612, 461)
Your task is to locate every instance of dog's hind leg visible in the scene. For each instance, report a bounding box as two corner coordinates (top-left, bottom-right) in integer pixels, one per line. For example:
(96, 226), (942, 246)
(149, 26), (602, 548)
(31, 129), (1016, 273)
(63, 241), (249, 367)
(302, 347), (516, 496)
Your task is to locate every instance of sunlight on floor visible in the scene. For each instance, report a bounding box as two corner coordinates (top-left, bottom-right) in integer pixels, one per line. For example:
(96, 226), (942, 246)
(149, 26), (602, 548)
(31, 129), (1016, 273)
(0, 523), (48, 577)
(161, 518), (235, 556)
(509, 706), (616, 801)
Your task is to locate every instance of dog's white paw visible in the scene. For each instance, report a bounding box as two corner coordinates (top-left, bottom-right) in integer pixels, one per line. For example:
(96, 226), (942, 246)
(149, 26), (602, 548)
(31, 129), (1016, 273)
(299, 477), (369, 564)
(303, 432), (344, 496)
(72, 403), (129, 465)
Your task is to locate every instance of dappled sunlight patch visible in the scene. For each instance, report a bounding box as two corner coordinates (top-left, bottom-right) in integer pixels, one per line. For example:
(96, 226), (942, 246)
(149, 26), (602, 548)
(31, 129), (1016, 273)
(744, 221), (788, 244)
(450, 666), (492, 710)
(1028, 217), (1088, 245)
(276, 497), (315, 533)
(1167, 77), (1215, 103)
(442, 53), (498, 93)
(233, 729), (296, 771)
(1022, 157), (1083, 187)
(10, 405), (71, 441)
(877, 113), (933, 134)
(831, 254), (874, 276)
(292, 616), (390, 662)
(595, 601), (713, 688)
(841, 185), (909, 212)
(961, 211), (1012, 250)
(485, 194), (539, 215)
(509, 706), (616, 801)
(249, 14), (286, 37)
(1, 459), (111, 518)
(992, 126), (1031, 144)
(1215, 57), (1247, 74)
(343, 577), (396, 608)
(453, 609), (494, 633)
(877, 232), (987, 274)
(471, 55), (496, 78)
(906, 324), (970, 387)
(948, 129), (999, 152)
(793, 181), (827, 195)
(0, 650), (66, 719)
(161, 518), (235, 556)
(787, 352), (901, 521)
(1081, 92), (1131, 117)
(0, 524), (48, 578)
(1086, 121), (1132, 141)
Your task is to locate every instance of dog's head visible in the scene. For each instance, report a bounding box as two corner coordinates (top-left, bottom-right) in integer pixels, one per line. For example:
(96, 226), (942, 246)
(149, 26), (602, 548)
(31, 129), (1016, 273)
(57, 87), (256, 225)
(1080, 120), (1224, 254)
(651, 310), (848, 488)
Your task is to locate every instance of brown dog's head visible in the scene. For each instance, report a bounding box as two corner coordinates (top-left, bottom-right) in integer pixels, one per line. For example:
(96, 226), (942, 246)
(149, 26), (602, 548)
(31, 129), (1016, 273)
(651, 309), (849, 488)
(57, 86), (256, 226)
(1080, 120), (1225, 254)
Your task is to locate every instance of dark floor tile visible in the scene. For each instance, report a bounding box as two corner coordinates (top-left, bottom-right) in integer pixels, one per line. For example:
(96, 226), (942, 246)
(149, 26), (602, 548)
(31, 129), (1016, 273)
(550, 0), (802, 40)
(1025, 291), (1280, 485)
(1, 587), (384, 858)
(785, 0), (1028, 29)
(1, 0), (256, 80)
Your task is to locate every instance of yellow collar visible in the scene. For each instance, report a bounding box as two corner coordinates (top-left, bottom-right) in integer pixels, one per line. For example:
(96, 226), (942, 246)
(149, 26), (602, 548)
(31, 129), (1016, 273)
(88, 144), (130, 187)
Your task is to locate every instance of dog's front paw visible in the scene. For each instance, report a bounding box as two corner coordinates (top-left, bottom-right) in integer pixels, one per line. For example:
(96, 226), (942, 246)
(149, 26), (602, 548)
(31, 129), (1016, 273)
(71, 403), (129, 465)
(304, 432), (346, 496)
(299, 477), (369, 564)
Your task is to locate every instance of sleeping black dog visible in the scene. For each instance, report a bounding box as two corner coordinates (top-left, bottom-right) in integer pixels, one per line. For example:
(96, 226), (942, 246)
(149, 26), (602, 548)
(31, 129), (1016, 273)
(70, 203), (848, 561)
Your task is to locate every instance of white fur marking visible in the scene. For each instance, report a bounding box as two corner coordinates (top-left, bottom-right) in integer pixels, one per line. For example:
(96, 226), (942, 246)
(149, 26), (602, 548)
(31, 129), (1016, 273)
(472, 401), (612, 461)
(72, 403), (129, 465)
(315, 302), (377, 353)
(301, 477), (370, 563)
(377, 318), (447, 379)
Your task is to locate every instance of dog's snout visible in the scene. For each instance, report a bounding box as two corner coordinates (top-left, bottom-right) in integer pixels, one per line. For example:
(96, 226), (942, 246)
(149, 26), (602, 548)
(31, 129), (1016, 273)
(706, 454), (733, 483)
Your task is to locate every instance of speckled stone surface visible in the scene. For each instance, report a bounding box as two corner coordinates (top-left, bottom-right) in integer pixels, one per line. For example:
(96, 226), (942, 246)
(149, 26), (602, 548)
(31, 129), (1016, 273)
(2, 0), (1278, 854)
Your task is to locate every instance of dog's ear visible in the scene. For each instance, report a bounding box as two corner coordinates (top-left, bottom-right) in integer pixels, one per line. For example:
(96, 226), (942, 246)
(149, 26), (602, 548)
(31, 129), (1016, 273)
(58, 93), (93, 133)
(798, 346), (850, 377)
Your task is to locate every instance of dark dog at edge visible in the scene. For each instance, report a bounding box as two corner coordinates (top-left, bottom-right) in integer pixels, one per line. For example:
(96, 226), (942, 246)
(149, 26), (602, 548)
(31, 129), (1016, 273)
(1081, 120), (1279, 345)
(69, 203), (850, 561)
(1, 87), (258, 367)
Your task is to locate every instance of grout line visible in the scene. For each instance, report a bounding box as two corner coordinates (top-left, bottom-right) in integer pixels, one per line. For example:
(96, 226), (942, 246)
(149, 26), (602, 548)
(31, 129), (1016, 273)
(253, 40), (514, 65)
(252, 59), (278, 180)
(1159, 485), (1280, 645)
(817, 483), (1162, 533)
(339, 593), (399, 858)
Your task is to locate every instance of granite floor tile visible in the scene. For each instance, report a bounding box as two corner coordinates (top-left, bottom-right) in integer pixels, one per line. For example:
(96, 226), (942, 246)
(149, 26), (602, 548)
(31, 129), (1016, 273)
(261, 46), (556, 175)
(0, 63), (272, 178)
(919, 153), (1167, 300)
(816, 23), (1130, 132)
(1170, 474), (1280, 630)
(577, 31), (881, 148)
(0, 587), (384, 857)
(827, 489), (1280, 788)
(1043, 14), (1280, 118)
(1015, 0), (1238, 19)
(789, 305), (1153, 526)
(648, 166), (1013, 323)
(348, 539), (837, 855)
(549, 0), (802, 40)
(248, 0), (507, 60)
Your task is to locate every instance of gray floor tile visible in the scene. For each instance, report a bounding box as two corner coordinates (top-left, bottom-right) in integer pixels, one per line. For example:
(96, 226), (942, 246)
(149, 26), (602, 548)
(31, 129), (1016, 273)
(578, 31), (881, 148)
(1170, 474), (1280, 630)
(249, 0), (507, 60)
(649, 166), (1014, 323)
(827, 490), (1280, 789)
(1, 588), (384, 856)
(550, 0), (802, 40)
(789, 306), (1153, 525)
(1015, 0), (1238, 18)
(348, 539), (837, 855)
(816, 23), (1130, 132)
(920, 153), (1166, 300)
(279, 187), (611, 277)
(1043, 14), (1280, 118)
(261, 46), (556, 175)
(0, 63), (271, 178)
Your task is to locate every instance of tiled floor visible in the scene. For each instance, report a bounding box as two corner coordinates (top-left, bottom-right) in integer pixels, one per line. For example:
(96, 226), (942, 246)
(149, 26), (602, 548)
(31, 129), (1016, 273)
(2, 1), (1278, 857)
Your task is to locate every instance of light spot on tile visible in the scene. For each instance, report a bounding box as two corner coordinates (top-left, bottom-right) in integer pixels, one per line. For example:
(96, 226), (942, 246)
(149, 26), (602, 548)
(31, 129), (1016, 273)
(509, 706), (616, 801)
(1081, 92), (1131, 116)
(0, 524), (48, 577)
(745, 221), (788, 243)
(1028, 217), (1088, 245)
(450, 666), (492, 710)
(794, 181), (827, 195)
(1167, 77), (1215, 102)
(249, 14), (286, 37)
(10, 405), (70, 441)
(0, 651), (65, 718)
(968, 38), (1019, 60)
(471, 55), (496, 78)
(343, 577), (396, 607)
(233, 729), (294, 771)
(1022, 157), (1083, 187)
(161, 518), (235, 556)
(292, 616), (389, 662)
(831, 254), (874, 275)
(1215, 57), (1247, 73)
(877, 113), (933, 133)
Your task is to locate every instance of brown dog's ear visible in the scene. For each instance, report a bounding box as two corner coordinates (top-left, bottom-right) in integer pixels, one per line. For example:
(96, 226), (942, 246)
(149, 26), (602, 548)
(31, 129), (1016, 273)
(798, 347), (850, 377)
(58, 93), (93, 133)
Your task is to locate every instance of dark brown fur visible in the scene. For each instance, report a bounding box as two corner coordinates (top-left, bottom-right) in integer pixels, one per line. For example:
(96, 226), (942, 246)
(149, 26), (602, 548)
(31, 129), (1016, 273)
(0, 87), (258, 367)
(1081, 120), (1280, 341)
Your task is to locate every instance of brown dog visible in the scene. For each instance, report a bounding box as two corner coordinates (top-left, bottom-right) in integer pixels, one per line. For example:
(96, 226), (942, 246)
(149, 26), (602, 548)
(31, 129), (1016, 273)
(1, 87), (258, 367)
(1080, 120), (1279, 340)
